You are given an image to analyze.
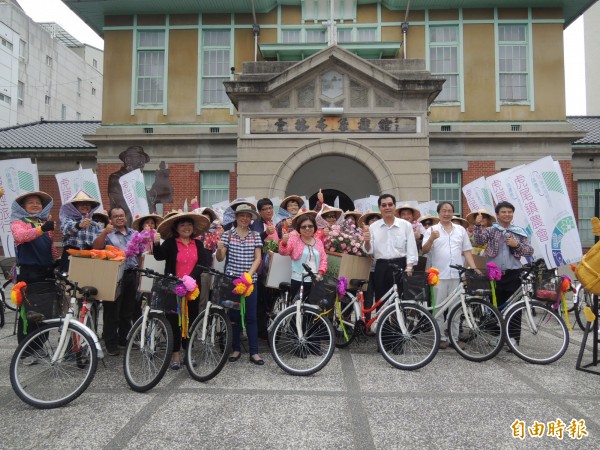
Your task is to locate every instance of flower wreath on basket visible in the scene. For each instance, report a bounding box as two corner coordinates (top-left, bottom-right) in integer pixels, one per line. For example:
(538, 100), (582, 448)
(173, 275), (200, 338)
(232, 273), (254, 336)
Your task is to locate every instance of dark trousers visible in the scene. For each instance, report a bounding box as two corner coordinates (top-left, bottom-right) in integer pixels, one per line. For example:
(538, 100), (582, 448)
(230, 287), (258, 355)
(17, 265), (55, 347)
(256, 278), (269, 339)
(364, 271), (376, 320)
(497, 269), (522, 343)
(374, 258), (406, 308)
(290, 279), (311, 302)
(103, 270), (137, 348)
(166, 298), (199, 353)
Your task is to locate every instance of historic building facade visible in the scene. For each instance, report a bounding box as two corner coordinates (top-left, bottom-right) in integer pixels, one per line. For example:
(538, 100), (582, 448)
(64, 0), (590, 218)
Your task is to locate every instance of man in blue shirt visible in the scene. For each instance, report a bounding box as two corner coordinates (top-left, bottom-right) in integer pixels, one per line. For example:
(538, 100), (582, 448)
(93, 207), (139, 356)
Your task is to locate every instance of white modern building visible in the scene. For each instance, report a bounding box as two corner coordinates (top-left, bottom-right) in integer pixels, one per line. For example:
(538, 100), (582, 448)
(0, 0), (102, 127)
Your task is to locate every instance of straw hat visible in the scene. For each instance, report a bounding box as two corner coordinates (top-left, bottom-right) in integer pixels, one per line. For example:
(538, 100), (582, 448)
(233, 204), (259, 221)
(92, 209), (109, 224)
(394, 204), (421, 221)
(132, 213), (163, 231)
(192, 207), (218, 223)
(319, 204), (343, 220)
(157, 212), (210, 239)
(418, 214), (440, 226)
(230, 200), (257, 212)
(344, 210), (362, 221)
(69, 190), (100, 209)
(291, 210), (317, 229)
(451, 216), (469, 228)
(15, 191), (52, 208)
(280, 195), (304, 211)
(358, 211), (382, 228)
(163, 210), (181, 220)
(465, 208), (497, 225)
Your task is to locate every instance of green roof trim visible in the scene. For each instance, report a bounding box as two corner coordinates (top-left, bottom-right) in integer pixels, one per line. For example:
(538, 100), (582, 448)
(259, 42), (400, 60)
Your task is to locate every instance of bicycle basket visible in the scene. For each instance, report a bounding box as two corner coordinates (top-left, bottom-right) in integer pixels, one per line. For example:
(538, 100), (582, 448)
(463, 271), (492, 296)
(210, 273), (237, 304)
(0, 257), (16, 281)
(150, 277), (179, 312)
(402, 271), (430, 304)
(21, 282), (65, 322)
(533, 270), (561, 302)
(308, 275), (338, 310)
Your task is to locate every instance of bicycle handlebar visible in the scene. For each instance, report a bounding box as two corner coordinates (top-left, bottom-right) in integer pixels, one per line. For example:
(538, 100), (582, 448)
(195, 265), (238, 280)
(132, 267), (182, 283)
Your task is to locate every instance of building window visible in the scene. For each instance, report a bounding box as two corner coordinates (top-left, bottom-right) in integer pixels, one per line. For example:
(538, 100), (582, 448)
(45, 95), (50, 105)
(92, 87), (96, 96)
(17, 81), (24, 105)
(337, 28), (352, 43)
(356, 28), (377, 42)
(303, 0), (356, 21)
(200, 171), (229, 206)
(19, 39), (26, 60)
(93, 58), (98, 68)
(498, 24), (528, 102)
(1, 37), (13, 50)
(578, 180), (600, 247)
(306, 29), (327, 43)
(432, 170), (462, 212)
(429, 26), (459, 103)
(136, 30), (165, 105)
(281, 30), (301, 44)
(202, 30), (230, 106)
(77, 78), (82, 96)
(0, 93), (11, 104)
(61, 104), (66, 120)
(46, 55), (53, 67)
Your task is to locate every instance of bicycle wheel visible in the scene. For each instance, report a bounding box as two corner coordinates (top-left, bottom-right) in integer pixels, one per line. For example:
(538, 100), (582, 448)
(186, 307), (232, 382)
(377, 303), (440, 370)
(0, 296), (5, 328)
(2, 278), (17, 311)
(123, 313), (173, 392)
(504, 300), (569, 364)
(574, 288), (593, 331)
(332, 298), (357, 348)
(447, 299), (505, 362)
(269, 306), (335, 376)
(10, 322), (98, 409)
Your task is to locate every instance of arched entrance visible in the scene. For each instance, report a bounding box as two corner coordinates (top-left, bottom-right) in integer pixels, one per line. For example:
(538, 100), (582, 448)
(286, 155), (379, 209)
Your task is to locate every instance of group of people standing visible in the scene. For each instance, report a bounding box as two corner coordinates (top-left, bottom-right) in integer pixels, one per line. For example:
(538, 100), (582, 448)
(8, 187), (533, 368)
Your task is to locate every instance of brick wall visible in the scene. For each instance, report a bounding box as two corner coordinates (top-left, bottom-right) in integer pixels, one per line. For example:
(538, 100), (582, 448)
(229, 163), (237, 201)
(461, 161), (497, 217)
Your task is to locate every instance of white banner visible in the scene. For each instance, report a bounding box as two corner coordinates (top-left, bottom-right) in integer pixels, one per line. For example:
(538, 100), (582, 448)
(462, 176), (495, 214)
(0, 158), (39, 257)
(353, 196), (379, 214)
(510, 157), (582, 268)
(118, 169), (149, 218)
(417, 200), (438, 217)
(55, 168), (103, 209)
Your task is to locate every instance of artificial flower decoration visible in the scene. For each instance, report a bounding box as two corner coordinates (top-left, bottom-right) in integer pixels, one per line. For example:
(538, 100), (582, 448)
(125, 229), (155, 257)
(11, 281), (27, 307)
(487, 262), (502, 281)
(426, 267), (440, 286)
(232, 272), (254, 297)
(324, 222), (366, 256)
(559, 275), (574, 332)
(569, 263), (577, 272)
(560, 275), (572, 293)
(337, 276), (348, 298)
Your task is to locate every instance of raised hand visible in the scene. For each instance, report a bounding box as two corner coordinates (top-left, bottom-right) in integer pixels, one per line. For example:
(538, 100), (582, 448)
(282, 230), (289, 245)
(363, 225), (370, 242)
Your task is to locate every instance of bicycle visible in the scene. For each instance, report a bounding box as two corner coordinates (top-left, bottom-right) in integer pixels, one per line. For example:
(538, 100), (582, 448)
(0, 257), (17, 328)
(574, 281), (593, 331)
(185, 265), (235, 382)
(268, 263), (336, 376)
(10, 271), (103, 409)
(499, 262), (570, 364)
(406, 264), (506, 363)
(123, 267), (178, 392)
(331, 264), (441, 370)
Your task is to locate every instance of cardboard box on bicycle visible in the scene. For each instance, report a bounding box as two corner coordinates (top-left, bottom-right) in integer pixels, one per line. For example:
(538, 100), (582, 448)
(326, 251), (371, 288)
(68, 256), (124, 301)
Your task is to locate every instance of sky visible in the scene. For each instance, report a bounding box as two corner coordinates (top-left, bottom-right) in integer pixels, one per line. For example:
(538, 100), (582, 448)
(15, 0), (588, 116)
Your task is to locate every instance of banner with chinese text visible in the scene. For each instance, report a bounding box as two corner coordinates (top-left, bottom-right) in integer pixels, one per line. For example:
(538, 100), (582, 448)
(118, 169), (149, 219)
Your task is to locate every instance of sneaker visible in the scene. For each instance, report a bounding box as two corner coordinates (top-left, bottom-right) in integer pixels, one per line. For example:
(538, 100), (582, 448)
(22, 356), (38, 366)
(439, 340), (449, 349)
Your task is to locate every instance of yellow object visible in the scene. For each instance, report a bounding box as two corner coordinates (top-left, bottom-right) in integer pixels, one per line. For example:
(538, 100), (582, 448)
(583, 306), (596, 323)
(576, 240), (600, 295)
(592, 217), (600, 236)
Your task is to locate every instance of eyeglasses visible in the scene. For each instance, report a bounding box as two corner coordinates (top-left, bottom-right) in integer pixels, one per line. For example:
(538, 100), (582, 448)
(380, 202), (395, 208)
(111, 214), (126, 219)
(323, 214), (336, 219)
(260, 206), (273, 211)
(300, 224), (314, 229)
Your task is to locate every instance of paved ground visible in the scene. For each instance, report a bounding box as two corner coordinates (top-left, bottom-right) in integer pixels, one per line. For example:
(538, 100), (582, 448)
(1, 309), (599, 450)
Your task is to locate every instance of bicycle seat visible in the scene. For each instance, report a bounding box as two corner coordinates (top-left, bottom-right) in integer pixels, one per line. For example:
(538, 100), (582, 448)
(279, 282), (291, 292)
(81, 286), (98, 297)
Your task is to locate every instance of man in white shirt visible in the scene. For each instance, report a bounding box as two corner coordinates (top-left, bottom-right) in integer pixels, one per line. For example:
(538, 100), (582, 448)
(422, 201), (478, 349)
(363, 194), (418, 303)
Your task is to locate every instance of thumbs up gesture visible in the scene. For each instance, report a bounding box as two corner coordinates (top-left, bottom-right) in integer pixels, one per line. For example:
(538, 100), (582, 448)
(80, 213), (91, 229)
(430, 229), (440, 240)
(317, 189), (324, 203)
(363, 224), (371, 242)
(282, 230), (289, 245)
